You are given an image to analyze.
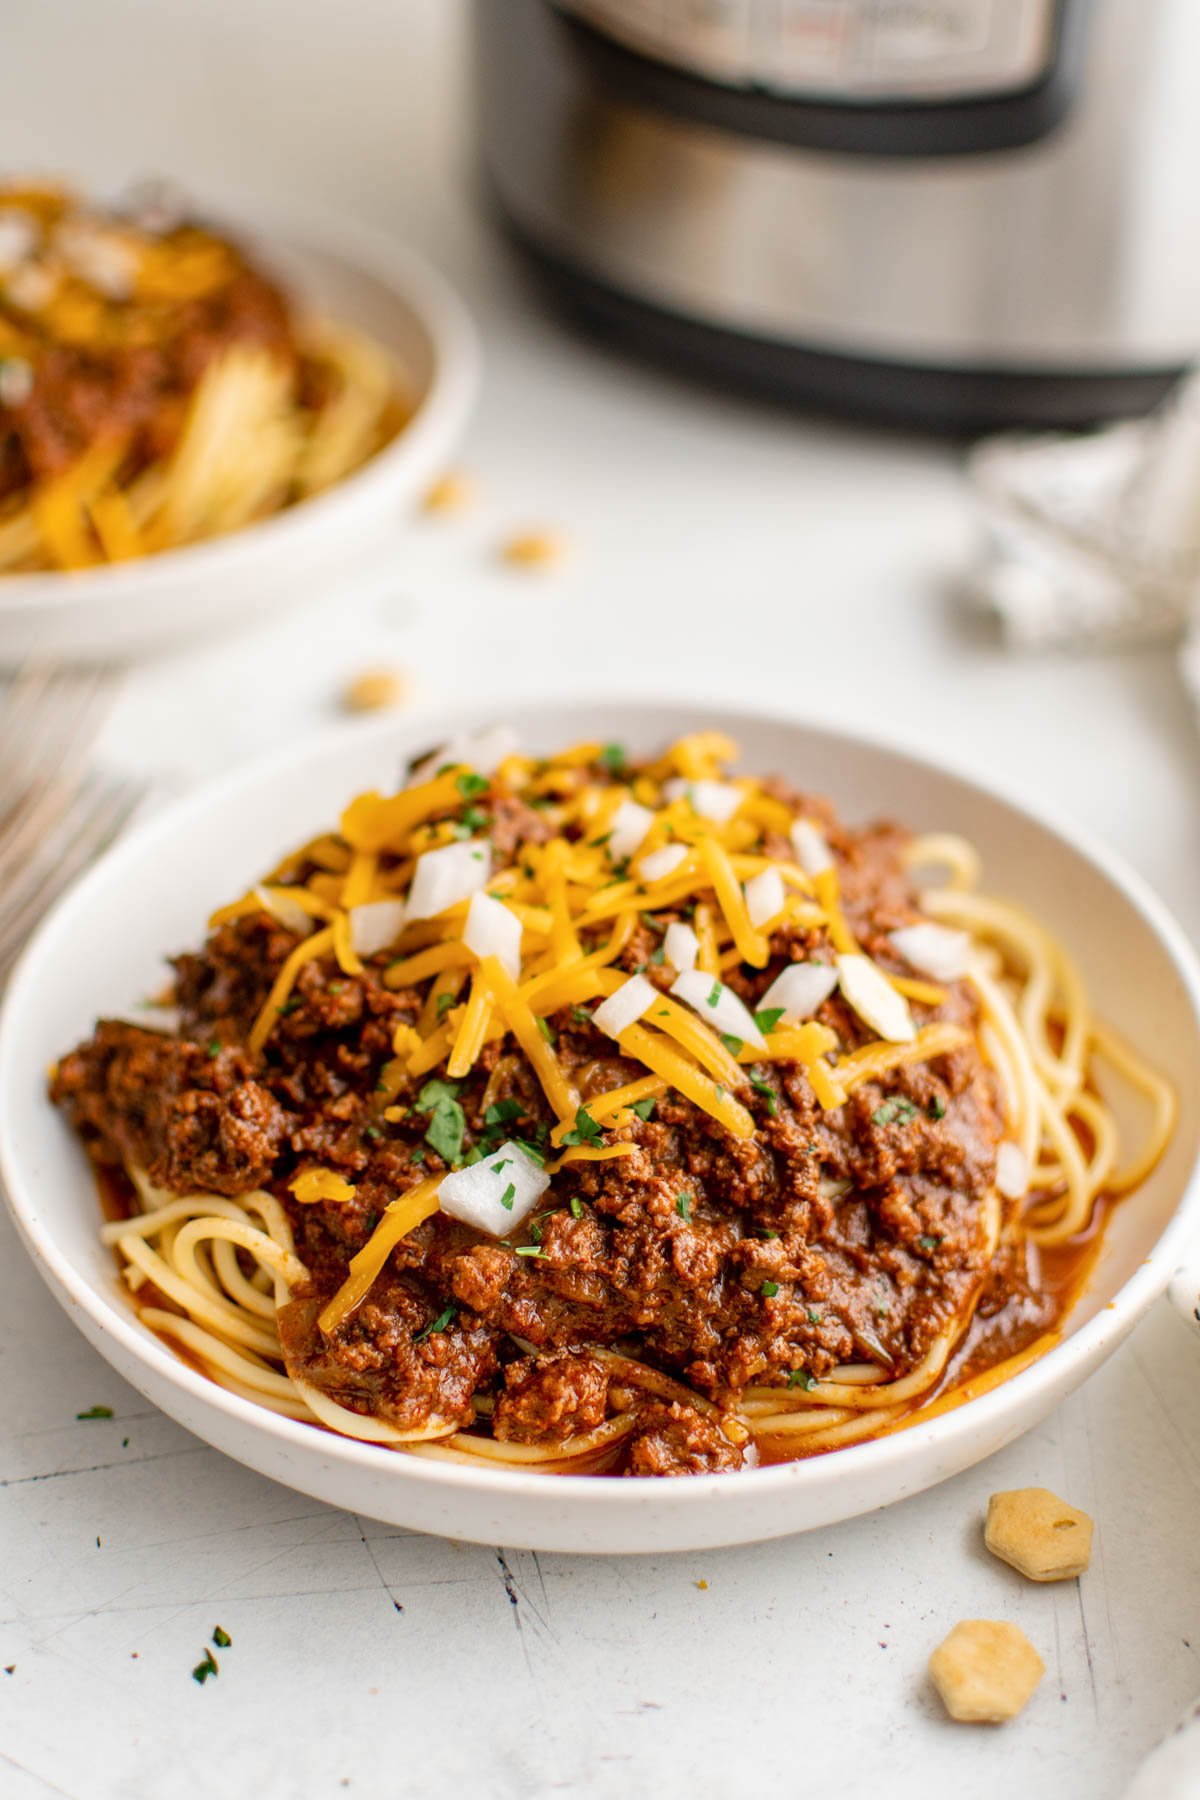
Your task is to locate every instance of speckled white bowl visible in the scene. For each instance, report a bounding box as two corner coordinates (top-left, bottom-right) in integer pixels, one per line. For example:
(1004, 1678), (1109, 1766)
(2, 700), (1199, 1552)
(0, 196), (478, 662)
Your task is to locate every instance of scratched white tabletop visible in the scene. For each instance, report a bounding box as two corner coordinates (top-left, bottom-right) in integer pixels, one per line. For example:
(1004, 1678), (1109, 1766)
(3, 6), (1200, 1798)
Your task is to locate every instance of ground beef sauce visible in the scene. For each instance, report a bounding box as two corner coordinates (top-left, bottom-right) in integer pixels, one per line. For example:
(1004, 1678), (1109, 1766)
(52, 746), (1061, 1479)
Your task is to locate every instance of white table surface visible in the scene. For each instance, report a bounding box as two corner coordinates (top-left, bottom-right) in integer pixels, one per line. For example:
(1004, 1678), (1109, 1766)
(3, 6), (1200, 1797)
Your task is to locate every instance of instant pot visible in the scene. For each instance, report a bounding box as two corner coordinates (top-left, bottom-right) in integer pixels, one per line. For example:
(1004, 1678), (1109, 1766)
(476, 1), (1200, 428)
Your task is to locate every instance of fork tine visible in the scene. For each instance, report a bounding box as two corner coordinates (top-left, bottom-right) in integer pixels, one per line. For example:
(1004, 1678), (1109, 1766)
(0, 774), (144, 982)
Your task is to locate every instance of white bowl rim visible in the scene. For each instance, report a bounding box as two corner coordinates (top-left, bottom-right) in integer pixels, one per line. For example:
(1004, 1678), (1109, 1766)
(0, 193), (480, 616)
(3, 694), (1199, 1519)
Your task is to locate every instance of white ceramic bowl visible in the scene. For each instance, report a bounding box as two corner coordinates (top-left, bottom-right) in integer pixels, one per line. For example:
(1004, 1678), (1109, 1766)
(2, 700), (1199, 1554)
(0, 198), (479, 663)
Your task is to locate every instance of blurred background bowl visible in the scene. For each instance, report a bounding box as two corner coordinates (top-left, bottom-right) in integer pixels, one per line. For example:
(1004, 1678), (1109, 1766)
(0, 195), (479, 664)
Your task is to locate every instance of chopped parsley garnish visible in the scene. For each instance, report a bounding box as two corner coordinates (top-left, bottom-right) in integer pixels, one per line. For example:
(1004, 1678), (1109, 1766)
(754, 1007), (786, 1035)
(872, 1096), (919, 1128)
(412, 1145), (429, 1164)
(630, 1097), (656, 1121)
(364, 1124), (382, 1140)
(787, 1369), (818, 1391)
(414, 1303), (457, 1342)
(436, 991), (456, 1022)
(720, 1033), (743, 1055)
(807, 1308), (822, 1325)
(513, 1138), (546, 1166)
(569, 1197), (584, 1219)
(560, 1105), (602, 1148)
(276, 997), (300, 1016)
(75, 1405), (113, 1420)
(192, 1649), (219, 1685)
(598, 743), (627, 774)
(570, 1005), (594, 1025)
(485, 1098), (524, 1128)
(588, 831), (612, 849)
(536, 1016), (556, 1045)
(650, 945), (666, 966)
(675, 1192), (692, 1221)
(760, 1280), (780, 1298)
(514, 1246), (543, 1258)
(929, 1095), (947, 1120)
(455, 771), (489, 801)
(706, 980), (722, 1009)
(207, 1040), (221, 1058)
(499, 1183), (517, 1212)
(212, 1626), (232, 1649)
(714, 1084), (725, 1101)
(640, 912), (666, 935)
(749, 1075), (778, 1116)
(916, 1234), (942, 1252)
(418, 1077), (466, 1165)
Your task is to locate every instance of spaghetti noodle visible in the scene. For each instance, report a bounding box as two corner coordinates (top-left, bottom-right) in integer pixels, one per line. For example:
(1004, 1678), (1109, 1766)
(0, 182), (407, 572)
(53, 731), (1174, 1477)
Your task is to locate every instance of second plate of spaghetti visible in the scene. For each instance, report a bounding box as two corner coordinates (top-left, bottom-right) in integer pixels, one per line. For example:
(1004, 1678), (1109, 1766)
(3, 702), (1198, 1549)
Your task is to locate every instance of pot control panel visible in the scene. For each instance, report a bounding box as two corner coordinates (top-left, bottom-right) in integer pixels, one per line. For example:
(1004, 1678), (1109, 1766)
(554, 0), (1064, 99)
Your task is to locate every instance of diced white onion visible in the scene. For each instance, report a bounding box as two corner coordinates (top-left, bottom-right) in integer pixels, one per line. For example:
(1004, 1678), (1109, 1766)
(791, 819), (834, 877)
(348, 899), (408, 957)
(57, 223), (135, 299)
(889, 921), (972, 983)
(607, 799), (655, 862)
(436, 1141), (549, 1237)
(463, 890), (522, 981)
(669, 970), (766, 1050)
(836, 953), (915, 1043)
(255, 885), (316, 937)
(995, 1141), (1029, 1200)
(405, 839), (492, 922)
(592, 973), (656, 1040)
(663, 777), (744, 823)
(638, 843), (688, 884)
(744, 867), (785, 929)
(664, 921), (699, 973)
(105, 1006), (182, 1036)
(759, 961), (838, 1023)
(409, 724), (519, 785)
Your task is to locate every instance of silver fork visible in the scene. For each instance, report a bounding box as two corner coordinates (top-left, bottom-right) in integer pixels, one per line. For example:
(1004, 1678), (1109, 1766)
(0, 663), (145, 987)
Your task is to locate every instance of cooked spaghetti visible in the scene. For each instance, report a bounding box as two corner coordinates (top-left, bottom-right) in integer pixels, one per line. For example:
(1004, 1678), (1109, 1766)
(0, 181), (407, 572)
(51, 731), (1175, 1477)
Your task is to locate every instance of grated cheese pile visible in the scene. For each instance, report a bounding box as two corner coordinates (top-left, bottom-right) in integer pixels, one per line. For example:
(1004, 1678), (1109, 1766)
(212, 730), (971, 1332)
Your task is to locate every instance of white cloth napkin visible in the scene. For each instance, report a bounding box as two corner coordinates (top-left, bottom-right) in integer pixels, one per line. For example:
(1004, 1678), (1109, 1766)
(966, 372), (1200, 709)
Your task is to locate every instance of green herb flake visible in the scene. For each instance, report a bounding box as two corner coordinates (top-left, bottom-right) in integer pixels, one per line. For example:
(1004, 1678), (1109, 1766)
(715, 1085), (726, 1101)
(872, 1096), (919, 1128)
(569, 1197), (584, 1219)
(499, 1182), (517, 1212)
(435, 991), (456, 1022)
(364, 1123), (382, 1140)
(787, 1369), (818, 1391)
(760, 1280), (780, 1298)
(749, 1074), (779, 1117)
(514, 1246), (543, 1258)
(720, 1033), (744, 1055)
(706, 979), (722, 1009)
(929, 1095), (947, 1120)
(536, 1016), (556, 1045)
(418, 1076), (466, 1165)
(207, 1040), (221, 1058)
(754, 1007), (786, 1035)
(570, 1005), (594, 1025)
(598, 743), (627, 775)
(414, 1302), (457, 1343)
(514, 1138), (546, 1167)
(276, 997), (301, 1016)
(410, 1146), (427, 1165)
(630, 1097), (656, 1121)
(212, 1626), (232, 1649)
(650, 945), (666, 967)
(192, 1649), (219, 1685)
(916, 1234), (942, 1252)
(485, 1098), (524, 1128)
(640, 912), (666, 936)
(807, 1308), (822, 1325)
(675, 1192), (692, 1221)
(455, 771), (489, 801)
(75, 1405), (113, 1420)
(560, 1105), (603, 1148)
